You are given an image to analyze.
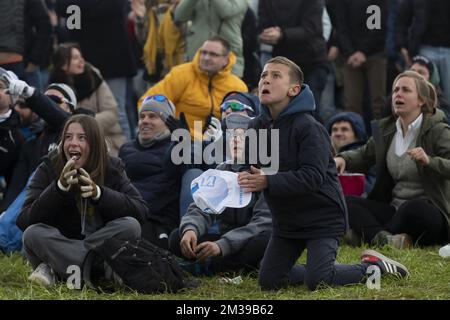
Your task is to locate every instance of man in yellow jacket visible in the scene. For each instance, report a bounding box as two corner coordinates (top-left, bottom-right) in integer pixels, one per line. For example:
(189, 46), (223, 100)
(138, 36), (248, 138)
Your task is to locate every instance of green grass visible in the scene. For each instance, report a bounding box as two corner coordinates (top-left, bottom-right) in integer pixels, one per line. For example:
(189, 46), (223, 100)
(1, 245), (449, 300)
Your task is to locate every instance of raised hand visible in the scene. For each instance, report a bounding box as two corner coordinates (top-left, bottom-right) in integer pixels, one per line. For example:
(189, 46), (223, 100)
(203, 116), (222, 141)
(407, 147), (430, 166)
(5, 78), (35, 100)
(78, 167), (100, 199)
(58, 157), (78, 190)
(164, 112), (190, 133)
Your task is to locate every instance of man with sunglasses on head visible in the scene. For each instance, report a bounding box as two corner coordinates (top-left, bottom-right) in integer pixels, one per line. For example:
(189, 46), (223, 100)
(119, 94), (181, 250)
(138, 36), (247, 139)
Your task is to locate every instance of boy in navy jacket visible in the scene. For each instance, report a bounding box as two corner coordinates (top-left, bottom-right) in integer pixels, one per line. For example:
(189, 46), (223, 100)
(238, 56), (410, 290)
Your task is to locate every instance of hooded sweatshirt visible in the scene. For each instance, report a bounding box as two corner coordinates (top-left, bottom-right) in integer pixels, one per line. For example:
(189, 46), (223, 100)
(250, 85), (348, 239)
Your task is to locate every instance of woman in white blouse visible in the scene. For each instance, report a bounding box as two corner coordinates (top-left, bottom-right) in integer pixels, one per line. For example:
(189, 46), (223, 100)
(334, 71), (450, 249)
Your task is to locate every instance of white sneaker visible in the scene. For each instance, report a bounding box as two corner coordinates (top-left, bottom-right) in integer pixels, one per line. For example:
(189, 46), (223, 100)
(28, 263), (56, 286)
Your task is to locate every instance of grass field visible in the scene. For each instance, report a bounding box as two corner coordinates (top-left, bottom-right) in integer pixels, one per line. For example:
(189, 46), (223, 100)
(1, 245), (449, 300)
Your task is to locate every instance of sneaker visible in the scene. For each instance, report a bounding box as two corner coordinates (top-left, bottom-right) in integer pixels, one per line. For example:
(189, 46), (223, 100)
(28, 263), (56, 286)
(361, 249), (410, 278)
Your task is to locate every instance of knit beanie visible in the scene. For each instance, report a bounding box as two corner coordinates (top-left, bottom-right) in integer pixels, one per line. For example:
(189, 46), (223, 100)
(46, 83), (78, 110)
(139, 94), (175, 121)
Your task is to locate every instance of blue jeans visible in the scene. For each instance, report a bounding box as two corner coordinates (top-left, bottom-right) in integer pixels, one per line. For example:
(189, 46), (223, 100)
(319, 66), (339, 124)
(420, 45), (450, 103)
(179, 168), (204, 218)
(304, 66), (328, 123)
(105, 77), (132, 141)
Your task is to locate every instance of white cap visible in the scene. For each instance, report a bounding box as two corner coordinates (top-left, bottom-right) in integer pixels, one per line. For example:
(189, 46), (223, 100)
(191, 169), (252, 214)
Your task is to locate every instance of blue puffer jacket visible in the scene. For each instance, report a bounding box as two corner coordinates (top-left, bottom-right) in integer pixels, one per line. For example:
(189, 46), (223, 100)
(119, 138), (180, 231)
(250, 85), (348, 239)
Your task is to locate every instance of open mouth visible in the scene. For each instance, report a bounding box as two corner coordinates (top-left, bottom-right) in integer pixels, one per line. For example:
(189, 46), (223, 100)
(69, 151), (81, 160)
(394, 99), (405, 106)
(261, 89), (270, 95)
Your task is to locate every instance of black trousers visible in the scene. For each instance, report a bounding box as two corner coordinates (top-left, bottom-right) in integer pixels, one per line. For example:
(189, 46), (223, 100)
(258, 236), (367, 291)
(168, 228), (270, 274)
(346, 196), (448, 245)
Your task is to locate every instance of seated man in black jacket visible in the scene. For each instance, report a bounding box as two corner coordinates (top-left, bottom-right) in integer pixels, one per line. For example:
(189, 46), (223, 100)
(119, 94), (180, 250)
(238, 56), (409, 291)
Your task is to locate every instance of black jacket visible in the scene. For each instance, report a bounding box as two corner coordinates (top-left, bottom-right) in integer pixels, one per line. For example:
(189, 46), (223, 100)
(17, 155), (148, 239)
(0, 0), (52, 66)
(119, 137), (180, 231)
(396, 0), (450, 56)
(258, 0), (328, 73)
(335, 0), (387, 58)
(0, 91), (71, 212)
(0, 110), (23, 185)
(55, 0), (136, 79)
(250, 85), (348, 239)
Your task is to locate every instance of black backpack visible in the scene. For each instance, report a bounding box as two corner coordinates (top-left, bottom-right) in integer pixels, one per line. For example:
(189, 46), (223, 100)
(83, 237), (189, 294)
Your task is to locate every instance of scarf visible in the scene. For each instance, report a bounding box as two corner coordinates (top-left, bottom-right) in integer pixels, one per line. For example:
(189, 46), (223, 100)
(138, 129), (170, 148)
(73, 64), (103, 101)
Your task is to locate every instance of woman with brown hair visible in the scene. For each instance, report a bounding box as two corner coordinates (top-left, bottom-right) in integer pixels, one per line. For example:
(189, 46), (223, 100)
(49, 43), (126, 156)
(17, 114), (148, 287)
(335, 71), (450, 249)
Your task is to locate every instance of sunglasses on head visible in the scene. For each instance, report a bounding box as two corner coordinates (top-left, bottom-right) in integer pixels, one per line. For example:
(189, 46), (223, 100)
(143, 94), (168, 103)
(220, 101), (254, 113)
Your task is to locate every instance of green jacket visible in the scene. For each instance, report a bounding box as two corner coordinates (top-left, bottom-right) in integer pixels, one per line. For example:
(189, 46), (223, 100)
(174, 0), (247, 77)
(338, 110), (450, 239)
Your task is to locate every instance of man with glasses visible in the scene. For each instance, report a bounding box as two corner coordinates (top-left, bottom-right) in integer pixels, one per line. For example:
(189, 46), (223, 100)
(174, 0), (248, 78)
(138, 36), (247, 139)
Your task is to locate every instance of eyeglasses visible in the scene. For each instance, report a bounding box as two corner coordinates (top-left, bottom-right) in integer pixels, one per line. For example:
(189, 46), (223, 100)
(199, 50), (225, 58)
(220, 101), (254, 113)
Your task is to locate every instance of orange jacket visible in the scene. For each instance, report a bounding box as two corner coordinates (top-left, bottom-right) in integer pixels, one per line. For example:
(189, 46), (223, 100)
(138, 50), (247, 137)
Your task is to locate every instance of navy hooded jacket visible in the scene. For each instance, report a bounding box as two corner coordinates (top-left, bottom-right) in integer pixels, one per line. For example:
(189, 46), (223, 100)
(249, 85), (348, 239)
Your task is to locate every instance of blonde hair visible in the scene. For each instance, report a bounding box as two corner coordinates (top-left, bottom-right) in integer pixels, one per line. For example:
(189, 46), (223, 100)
(392, 70), (437, 115)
